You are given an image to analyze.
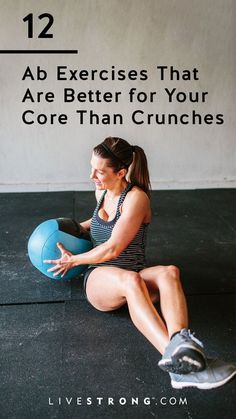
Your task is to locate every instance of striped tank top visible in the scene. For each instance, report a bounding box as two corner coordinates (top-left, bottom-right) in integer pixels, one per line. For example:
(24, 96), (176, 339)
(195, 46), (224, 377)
(89, 183), (148, 271)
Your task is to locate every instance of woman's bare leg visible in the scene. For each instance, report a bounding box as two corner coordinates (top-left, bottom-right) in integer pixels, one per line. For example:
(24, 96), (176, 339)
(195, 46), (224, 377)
(85, 265), (206, 375)
(139, 265), (188, 338)
(85, 266), (169, 354)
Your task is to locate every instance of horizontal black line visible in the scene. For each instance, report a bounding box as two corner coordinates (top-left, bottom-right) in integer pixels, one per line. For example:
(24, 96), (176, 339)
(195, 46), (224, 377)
(0, 50), (78, 54)
(0, 300), (66, 307)
(0, 292), (235, 307)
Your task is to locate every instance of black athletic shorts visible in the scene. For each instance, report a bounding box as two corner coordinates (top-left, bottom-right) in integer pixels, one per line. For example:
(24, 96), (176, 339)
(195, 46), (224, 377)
(83, 267), (97, 299)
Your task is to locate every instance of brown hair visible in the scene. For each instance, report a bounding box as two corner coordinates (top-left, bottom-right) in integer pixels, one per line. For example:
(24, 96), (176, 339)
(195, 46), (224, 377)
(93, 136), (151, 198)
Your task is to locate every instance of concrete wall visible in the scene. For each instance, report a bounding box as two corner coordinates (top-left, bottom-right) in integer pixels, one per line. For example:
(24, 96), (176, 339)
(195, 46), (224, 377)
(0, 0), (235, 191)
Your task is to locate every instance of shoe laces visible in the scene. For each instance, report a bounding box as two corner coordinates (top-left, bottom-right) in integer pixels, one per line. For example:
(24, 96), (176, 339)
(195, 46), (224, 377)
(183, 329), (204, 348)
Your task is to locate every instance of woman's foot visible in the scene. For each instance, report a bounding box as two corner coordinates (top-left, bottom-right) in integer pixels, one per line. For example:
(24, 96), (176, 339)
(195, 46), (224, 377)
(158, 328), (207, 374)
(169, 358), (236, 389)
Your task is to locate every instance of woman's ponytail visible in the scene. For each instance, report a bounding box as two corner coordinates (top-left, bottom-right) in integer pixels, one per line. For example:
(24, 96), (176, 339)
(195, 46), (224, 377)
(128, 145), (151, 198)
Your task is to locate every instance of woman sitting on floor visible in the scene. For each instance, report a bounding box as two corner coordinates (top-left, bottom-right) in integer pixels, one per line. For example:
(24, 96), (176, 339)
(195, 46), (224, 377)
(45, 136), (236, 389)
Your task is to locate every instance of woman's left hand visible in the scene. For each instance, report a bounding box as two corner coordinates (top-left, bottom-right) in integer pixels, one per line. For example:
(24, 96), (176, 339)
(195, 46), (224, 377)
(44, 242), (76, 277)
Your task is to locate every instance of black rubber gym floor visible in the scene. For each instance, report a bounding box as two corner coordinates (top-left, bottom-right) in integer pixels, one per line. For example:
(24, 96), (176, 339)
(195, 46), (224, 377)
(0, 189), (235, 419)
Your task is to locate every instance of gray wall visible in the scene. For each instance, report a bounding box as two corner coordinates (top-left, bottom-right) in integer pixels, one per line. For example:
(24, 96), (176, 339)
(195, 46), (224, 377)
(0, 0), (235, 191)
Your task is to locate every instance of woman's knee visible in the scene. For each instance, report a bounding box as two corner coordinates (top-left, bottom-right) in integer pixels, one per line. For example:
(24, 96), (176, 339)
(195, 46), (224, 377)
(158, 265), (182, 289)
(123, 271), (144, 294)
(166, 264), (180, 277)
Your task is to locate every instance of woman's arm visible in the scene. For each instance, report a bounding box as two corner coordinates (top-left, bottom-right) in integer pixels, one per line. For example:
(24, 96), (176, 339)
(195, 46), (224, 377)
(75, 190), (149, 264)
(45, 189), (150, 277)
(80, 218), (92, 231)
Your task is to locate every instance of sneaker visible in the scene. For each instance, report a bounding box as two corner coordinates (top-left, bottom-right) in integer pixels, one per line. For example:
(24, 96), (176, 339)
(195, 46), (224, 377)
(170, 358), (236, 389)
(158, 328), (207, 374)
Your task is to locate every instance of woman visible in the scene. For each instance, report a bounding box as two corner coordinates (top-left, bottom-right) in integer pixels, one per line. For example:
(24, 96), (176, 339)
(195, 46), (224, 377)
(44, 136), (235, 389)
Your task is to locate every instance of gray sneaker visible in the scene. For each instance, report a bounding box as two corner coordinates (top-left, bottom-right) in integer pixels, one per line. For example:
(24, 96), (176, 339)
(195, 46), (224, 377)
(158, 328), (206, 374)
(170, 358), (236, 389)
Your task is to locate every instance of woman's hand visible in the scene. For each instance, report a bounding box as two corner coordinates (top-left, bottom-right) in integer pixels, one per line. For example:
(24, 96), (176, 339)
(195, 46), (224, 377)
(44, 243), (76, 278)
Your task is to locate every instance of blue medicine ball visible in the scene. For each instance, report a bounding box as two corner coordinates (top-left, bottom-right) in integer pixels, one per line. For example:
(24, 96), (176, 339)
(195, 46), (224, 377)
(28, 218), (93, 280)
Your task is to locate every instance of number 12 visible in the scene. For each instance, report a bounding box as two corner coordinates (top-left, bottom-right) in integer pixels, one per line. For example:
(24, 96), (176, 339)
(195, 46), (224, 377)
(23, 13), (54, 38)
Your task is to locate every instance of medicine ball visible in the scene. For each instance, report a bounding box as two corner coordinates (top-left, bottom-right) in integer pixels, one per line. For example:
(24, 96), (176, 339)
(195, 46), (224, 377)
(28, 218), (93, 280)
